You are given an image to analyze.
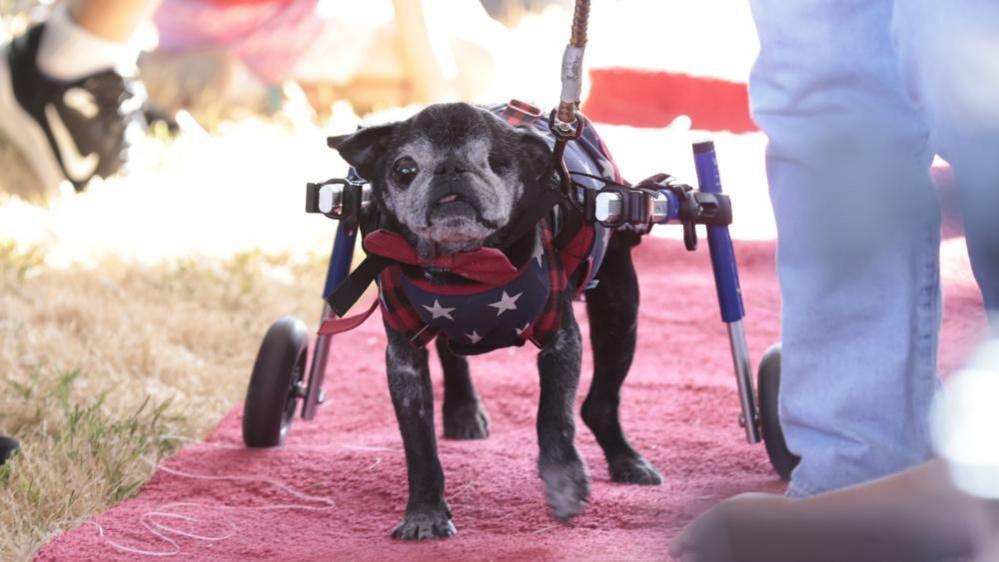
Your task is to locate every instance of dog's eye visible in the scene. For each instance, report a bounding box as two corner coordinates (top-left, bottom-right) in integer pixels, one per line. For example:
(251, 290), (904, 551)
(392, 157), (419, 187)
(488, 153), (511, 174)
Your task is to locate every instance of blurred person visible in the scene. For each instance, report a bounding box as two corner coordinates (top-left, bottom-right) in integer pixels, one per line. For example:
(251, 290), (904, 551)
(748, 0), (999, 499)
(0, 0), (156, 196)
(0, 0), (158, 461)
(145, 0), (507, 121)
(670, 337), (999, 562)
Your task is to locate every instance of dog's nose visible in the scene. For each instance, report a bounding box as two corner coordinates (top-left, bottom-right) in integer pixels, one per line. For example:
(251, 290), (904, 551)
(434, 158), (467, 177)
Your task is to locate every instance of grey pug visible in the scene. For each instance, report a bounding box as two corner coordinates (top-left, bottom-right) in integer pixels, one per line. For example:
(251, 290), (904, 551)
(331, 102), (661, 540)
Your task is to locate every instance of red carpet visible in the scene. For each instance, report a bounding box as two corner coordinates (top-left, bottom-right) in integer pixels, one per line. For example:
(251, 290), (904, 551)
(582, 69), (758, 133)
(38, 238), (984, 561)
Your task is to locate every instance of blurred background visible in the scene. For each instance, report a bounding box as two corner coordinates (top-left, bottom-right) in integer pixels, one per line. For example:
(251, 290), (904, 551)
(0, 1), (766, 558)
(0, 0), (766, 266)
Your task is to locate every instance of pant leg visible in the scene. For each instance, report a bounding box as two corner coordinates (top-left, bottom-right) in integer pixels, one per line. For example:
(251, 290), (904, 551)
(893, 1), (999, 319)
(748, 0), (943, 497)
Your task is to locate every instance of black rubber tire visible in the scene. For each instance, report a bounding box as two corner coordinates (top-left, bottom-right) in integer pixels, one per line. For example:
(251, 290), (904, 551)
(242, 316), (309, 447)
(757, 343), (801, 481)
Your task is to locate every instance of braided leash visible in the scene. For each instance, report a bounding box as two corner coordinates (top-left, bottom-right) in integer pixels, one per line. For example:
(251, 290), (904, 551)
(550, 0), (591, 200)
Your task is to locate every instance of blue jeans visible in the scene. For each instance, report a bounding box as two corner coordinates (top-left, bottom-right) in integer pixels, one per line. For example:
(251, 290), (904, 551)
(748, 0), (999, 497)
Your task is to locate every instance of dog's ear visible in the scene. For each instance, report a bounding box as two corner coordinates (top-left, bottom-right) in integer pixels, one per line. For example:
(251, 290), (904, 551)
(328, 124), (396, 180)
(517, 130), (553, 181)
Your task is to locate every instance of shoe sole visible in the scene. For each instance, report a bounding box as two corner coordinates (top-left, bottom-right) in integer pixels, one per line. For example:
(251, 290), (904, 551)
(0, 43), (66, 199)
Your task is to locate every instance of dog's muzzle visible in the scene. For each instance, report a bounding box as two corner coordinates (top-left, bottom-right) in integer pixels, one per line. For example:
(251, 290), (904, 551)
(426, 179), (486, 224)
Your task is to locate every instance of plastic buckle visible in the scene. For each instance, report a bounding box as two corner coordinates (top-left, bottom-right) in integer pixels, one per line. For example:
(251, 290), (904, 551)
(306, 178), (354, 218)
(305, 170), (369, 231)
(658, 182), (699, 251)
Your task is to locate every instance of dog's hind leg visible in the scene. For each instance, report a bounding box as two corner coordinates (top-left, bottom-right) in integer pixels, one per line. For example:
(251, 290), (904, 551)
(437, 338), (489, 440)
(386, 328), (456, 540)
(537, 303), (590, 520)
(581, 232), (663, 485)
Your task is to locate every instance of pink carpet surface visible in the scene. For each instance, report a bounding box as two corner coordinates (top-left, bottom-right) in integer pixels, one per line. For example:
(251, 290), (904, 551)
(37, 234), (985, 561)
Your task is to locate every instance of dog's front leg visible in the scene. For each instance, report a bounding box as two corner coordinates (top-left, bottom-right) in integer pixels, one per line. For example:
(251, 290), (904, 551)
(385, 327), (455, 540)
(537, 302), (590, 521)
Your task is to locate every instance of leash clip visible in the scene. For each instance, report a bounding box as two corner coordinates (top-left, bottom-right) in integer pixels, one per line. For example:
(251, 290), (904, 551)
(548, 109), (586, 204)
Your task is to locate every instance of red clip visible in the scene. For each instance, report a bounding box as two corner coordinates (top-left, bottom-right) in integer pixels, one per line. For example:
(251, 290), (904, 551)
(509, 99), (542, 117)
(503, 99), (544, 125)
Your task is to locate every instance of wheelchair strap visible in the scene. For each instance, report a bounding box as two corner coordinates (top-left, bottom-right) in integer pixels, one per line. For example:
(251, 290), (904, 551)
(326, 254), (392, 318)
(318, 298), (379, 336)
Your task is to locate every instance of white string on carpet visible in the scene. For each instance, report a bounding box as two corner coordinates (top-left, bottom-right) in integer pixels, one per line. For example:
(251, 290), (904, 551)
(90, 458), (340, 557)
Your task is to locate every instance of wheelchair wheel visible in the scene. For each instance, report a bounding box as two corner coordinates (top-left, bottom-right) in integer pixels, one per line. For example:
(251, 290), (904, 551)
(242, 316), (309, 447)
(757, 343), (800, 481)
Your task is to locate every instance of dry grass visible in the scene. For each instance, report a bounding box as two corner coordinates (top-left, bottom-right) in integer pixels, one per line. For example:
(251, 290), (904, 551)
(0, 241), (327, 560)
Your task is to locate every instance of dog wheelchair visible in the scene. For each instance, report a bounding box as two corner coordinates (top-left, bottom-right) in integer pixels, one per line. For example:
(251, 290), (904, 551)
(239, 105), (799, 482)
(241, 0), (798, 481)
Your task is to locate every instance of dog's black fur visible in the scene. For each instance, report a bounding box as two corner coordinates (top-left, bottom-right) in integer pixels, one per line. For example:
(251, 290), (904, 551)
(331, 103), (662, 540)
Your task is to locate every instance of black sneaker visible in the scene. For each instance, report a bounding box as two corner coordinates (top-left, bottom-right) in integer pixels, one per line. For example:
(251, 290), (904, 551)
(0, 435), (19, 466)
(0, 23), (145, 195)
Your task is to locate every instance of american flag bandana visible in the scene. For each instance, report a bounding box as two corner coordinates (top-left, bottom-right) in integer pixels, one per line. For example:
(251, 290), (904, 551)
(379, 223), (569, 355)
(318, 100), (612, 355)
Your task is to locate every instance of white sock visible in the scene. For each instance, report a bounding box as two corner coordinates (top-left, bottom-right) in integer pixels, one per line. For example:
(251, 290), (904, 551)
(35, 4), (139, 82)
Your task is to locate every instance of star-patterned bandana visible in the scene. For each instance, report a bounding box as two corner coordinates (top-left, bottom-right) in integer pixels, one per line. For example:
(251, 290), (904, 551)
(378, 223), (569, 355)
(403, 252), (546, 353)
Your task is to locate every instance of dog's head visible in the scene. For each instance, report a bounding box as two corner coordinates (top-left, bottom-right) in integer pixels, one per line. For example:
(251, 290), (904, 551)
(330, 103), (552, 259)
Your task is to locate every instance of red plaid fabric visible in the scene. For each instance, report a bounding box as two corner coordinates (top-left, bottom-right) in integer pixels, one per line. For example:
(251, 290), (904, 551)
(496, 100), (607, 293)
(498, 99), (544, 126)
(560, 223), (596, 294)
(523, 225), (567, 348)
(378, 264), (440, 348)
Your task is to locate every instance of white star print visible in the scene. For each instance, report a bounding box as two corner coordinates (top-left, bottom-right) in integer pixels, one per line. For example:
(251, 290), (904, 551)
(466, 330), (483, 344)
(423, 299), (455, 321)
(532, 240), (544, 266)
(515, 323), (530, 336)
(489, 291), (522, 317)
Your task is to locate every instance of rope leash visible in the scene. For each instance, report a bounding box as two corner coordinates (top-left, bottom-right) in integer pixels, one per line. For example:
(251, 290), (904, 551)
(551, 0), (592, 199)
(555, 0), (591, 129)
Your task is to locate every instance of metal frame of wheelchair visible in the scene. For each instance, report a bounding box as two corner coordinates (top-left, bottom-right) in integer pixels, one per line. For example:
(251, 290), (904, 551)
(240, 135), (801, 481)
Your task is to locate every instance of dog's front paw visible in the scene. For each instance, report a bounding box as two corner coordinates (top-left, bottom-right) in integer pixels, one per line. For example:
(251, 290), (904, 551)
(609, 453), (663, 485)
(540, 454), (589, 521)
(443, 401), (489, 440)
(391, 504), (456, 541)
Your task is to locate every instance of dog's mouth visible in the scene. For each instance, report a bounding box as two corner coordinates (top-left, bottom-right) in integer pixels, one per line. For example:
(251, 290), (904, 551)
(435, 193), (474, 210)
(429, 192), (483, 223)
(418, 191), (501, 250)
